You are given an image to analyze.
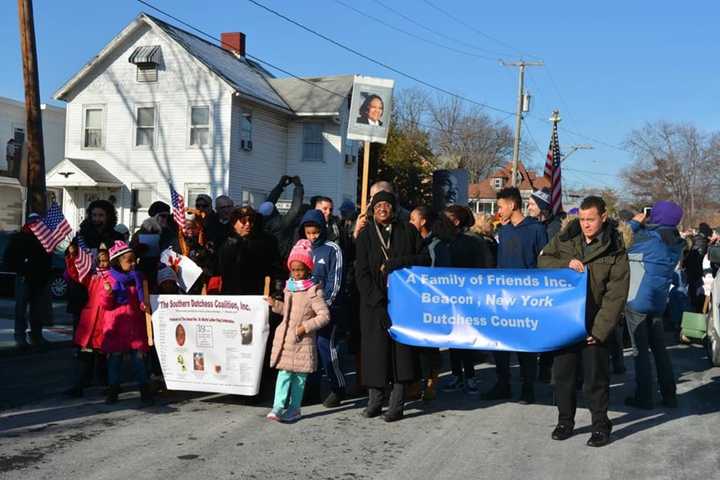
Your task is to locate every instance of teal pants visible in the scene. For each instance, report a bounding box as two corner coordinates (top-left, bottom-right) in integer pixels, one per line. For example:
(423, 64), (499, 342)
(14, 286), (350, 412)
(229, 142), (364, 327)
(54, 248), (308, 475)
(273, 370), (308, 411)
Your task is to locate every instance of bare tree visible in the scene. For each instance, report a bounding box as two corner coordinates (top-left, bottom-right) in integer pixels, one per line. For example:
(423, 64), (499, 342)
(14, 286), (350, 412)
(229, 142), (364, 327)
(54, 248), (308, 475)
(622, 121), (719, 225)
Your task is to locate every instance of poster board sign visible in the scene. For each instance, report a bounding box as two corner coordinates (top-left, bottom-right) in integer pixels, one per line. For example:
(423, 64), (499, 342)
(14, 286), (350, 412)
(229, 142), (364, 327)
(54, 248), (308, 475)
(347, 75), (395, 144)
(150, 295), (269, 396)
(432, 169), (469, 212)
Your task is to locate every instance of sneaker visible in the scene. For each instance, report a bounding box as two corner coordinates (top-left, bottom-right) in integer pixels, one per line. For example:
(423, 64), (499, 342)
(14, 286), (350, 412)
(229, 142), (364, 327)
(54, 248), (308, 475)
(464, 377), (480, 395)
(322, 390), (345, 408)
(266, 409), (284, 421)
(281, 408), (302, 423)
(441, 375), (465, 392)
(518, 384), (535, 405)
(481, 382), (512, 401)
(586, 431), (611, 447)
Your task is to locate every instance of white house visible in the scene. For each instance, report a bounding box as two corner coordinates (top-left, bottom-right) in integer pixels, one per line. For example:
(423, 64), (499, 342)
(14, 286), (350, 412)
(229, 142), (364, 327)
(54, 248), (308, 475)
(49, 13), (363, 231)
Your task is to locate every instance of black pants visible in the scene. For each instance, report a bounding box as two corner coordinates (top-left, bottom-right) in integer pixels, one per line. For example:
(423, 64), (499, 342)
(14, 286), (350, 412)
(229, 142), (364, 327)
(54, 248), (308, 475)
(554, 341), (611, 433)
(418, 347), (441, 379)
(450, 349), (475, 379)
(493, 351), (537, 385)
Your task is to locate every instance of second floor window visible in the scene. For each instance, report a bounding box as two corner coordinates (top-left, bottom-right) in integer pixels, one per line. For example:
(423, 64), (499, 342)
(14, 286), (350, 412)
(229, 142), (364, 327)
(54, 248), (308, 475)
(190, 106), (210, 146)
(83, 107), (103, 149)
(136, 106), (155, 147)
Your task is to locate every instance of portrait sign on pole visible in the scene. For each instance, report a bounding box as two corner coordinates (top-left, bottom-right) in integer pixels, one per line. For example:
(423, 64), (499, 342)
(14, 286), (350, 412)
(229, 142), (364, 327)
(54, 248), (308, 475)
(347, 75), (394, 145)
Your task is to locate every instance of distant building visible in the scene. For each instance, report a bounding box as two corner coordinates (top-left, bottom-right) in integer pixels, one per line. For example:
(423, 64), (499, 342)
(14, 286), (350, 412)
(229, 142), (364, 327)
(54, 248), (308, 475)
(468, 161), (550, 215)
(48, 13), (368, 231)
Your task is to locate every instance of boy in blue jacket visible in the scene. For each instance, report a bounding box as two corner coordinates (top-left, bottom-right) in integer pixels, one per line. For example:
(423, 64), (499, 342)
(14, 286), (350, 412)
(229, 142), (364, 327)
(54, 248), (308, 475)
(299, 209), (346, 407)
(625, 201), (685, 409)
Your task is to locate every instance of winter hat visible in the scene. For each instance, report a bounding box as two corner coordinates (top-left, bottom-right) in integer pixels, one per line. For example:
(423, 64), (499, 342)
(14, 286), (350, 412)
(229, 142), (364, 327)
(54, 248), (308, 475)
(287, 239), (314, 271)
(699, 223), (713, 237)
(157, 266), (178, 285)
(114, 223), (130, 236)
(339, 199), (356, 216)
(370, 191), (396, 210)
(649, 201), (683, 227)
(109, 240), (133, 261)
(531, 188), (552, 212)
(258, 201), (275, 218)
(618, 209), (635, 223)
(148, 201), (171, 217)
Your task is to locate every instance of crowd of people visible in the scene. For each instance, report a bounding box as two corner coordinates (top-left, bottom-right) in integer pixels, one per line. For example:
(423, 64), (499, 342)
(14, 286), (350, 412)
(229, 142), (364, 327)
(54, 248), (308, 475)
(6, 173), (719, 448)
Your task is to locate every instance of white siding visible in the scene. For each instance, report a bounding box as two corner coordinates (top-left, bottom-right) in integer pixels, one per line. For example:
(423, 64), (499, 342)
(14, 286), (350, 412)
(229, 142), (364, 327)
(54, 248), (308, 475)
(62, 23), (233, 228)
(228, 97), (288, 205)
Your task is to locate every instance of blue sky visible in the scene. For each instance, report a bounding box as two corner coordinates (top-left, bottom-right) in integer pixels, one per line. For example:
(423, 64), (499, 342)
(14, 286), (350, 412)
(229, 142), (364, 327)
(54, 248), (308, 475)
(2, 0), (718, 190)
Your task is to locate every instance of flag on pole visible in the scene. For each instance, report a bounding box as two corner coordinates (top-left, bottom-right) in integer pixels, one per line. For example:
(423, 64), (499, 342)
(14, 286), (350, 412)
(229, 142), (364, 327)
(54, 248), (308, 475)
(543, 120), (563, 215)
(170, 185), (186, 232)
(75, 235), (93, 283)
(27, 202), (72, 253)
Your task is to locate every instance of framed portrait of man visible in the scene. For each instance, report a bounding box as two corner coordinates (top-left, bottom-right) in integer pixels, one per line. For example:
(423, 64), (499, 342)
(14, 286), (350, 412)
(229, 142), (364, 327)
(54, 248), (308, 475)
(347, 75), (394, 144)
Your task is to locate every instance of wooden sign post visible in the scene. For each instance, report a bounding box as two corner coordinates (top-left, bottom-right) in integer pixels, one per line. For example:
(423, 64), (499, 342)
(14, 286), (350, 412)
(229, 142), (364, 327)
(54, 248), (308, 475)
(143, 278), (154, 346)
(360, 140), (371, 213)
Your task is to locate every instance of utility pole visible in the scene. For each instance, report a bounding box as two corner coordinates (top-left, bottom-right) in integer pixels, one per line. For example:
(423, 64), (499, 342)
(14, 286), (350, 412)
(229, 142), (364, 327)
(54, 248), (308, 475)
(18, 0), (47, 216)
(502, 60), (543, 186)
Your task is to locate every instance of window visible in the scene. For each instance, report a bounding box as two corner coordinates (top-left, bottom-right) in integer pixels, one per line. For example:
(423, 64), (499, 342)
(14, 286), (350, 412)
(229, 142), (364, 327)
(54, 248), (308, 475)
(186, 184), (210, 208)
(302, 123), (323, 162)
(493, 178), (503, 190)
(83, 106), (104, 149)
(240, 109), (252, 151)
(129, 45), (161, 83)
(135, 106), (155, 147)
(137, 64), (157, 83)
(132, 186), (154, 210)
(189, 106), (210, 146)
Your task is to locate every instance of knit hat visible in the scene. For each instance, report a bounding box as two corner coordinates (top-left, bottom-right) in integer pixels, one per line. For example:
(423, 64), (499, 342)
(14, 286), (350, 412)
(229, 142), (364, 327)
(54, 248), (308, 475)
(148, 201), (171, 217)
(649, 201), (683, 227)
(370, 191), (396, 210)
(287, 239), (314, 271)
(157, 266), (178, 285)
(339, 199), (356, 216)
(531, 188), (552, 212)
(114, 223), (130, 236)
(109, 240), (133, 261)
(258, 201), (275, 218)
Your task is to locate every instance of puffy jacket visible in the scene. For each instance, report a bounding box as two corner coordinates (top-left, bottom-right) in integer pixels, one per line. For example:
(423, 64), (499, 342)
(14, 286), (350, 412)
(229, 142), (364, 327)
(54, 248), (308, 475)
(298, 209), (343, 309)
(626, 221), (685, 315)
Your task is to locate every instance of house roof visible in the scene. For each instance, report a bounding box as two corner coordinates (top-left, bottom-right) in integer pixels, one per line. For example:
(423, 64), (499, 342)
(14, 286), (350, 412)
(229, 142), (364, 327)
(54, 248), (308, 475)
(469, 161), (550, 200)
(268, 76), (354, 116)
(46, 158), (123, 188)
(53, 13), (355, 117)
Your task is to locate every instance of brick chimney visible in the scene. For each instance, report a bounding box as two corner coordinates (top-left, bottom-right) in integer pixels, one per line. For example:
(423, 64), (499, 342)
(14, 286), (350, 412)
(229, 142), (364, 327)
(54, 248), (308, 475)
(220, 32), (246, 57)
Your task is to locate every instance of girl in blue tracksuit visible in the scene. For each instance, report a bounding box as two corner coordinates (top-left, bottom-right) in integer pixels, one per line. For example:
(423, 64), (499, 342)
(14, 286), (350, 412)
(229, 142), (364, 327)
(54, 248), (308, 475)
(298, 209), (346, 407)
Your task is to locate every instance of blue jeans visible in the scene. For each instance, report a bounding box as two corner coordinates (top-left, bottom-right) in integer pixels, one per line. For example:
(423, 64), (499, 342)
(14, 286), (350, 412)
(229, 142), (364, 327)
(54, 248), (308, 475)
(107, 351), (148, 387)
(273, 370), (307, 411)
(625, 308), (676, 401)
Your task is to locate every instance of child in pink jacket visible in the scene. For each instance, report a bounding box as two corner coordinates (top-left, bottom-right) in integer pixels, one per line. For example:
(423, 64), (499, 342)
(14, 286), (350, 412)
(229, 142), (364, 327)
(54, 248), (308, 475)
(102, 241), (152, 405)
(266, 239), (330, 422)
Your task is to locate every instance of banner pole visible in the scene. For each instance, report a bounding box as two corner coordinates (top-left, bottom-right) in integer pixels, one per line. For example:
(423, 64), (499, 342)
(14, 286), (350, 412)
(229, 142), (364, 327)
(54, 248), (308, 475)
(360, 140), (371, 213)
(143, 278), (154, 346)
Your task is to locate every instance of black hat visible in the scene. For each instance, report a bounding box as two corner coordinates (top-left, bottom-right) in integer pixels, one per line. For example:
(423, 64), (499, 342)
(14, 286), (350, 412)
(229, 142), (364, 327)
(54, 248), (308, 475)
(148, 201), (171, 217)
(370, 191), (396, 211)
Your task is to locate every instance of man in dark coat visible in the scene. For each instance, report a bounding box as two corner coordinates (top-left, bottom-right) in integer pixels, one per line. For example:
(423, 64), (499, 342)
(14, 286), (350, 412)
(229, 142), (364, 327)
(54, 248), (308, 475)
(538, 196), (630, 448)
(259, 175), (305, 261)
(355, 191), (429, 422)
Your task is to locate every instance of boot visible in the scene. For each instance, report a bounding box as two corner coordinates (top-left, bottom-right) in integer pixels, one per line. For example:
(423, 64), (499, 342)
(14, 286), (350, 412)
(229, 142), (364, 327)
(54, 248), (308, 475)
(105, 385), (120, 405)
(362, 387), (384, 418)
(383, 383), (405, 422)
(404, 381), (422, 401)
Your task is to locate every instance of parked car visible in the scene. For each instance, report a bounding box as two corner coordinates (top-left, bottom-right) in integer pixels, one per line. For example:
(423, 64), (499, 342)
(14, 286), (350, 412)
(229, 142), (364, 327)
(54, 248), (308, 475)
(0, 231), (68, 300)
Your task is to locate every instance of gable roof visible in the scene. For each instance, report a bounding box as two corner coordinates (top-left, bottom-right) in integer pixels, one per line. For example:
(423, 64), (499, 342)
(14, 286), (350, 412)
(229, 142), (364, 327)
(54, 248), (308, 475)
(268, 76), (354, 116)
(53, 13), (355, 117)
(47, 158), (123, 188)
(469, 161), (550, 199)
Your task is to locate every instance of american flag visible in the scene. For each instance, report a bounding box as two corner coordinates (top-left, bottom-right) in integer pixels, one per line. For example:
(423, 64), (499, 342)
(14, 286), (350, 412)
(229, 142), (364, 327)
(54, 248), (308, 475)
(28, 202), (72, 253)
(543, 120), (563, 215)
(74, 235), (93, 283)
(170, 185), (186, 232)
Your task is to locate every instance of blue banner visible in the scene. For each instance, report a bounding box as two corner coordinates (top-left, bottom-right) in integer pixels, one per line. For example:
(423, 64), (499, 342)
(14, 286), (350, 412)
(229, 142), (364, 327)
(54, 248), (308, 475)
(387, 267), (588, 352)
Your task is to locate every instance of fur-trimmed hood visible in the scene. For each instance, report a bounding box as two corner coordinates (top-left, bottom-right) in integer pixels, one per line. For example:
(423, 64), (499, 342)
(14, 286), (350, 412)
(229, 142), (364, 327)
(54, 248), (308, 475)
(558, 217), (633, 251)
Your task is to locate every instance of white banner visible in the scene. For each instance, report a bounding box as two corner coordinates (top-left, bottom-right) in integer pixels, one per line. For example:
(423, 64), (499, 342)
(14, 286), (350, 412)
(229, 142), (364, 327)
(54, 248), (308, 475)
(150, 295), (269, 396)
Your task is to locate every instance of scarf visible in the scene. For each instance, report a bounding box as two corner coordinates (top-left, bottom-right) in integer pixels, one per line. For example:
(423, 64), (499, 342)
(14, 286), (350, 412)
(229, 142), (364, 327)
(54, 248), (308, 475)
(109, 268), (145, 305)
(286, 278), (315, 292)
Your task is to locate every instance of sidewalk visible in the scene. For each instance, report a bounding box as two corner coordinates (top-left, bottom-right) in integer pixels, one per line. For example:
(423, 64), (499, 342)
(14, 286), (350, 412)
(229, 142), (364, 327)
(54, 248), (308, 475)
(0, 297), (74, 354)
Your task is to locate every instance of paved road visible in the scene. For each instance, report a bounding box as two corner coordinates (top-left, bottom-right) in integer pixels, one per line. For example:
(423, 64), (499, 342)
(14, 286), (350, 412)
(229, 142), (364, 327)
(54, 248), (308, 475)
(1, 340), (718, 480)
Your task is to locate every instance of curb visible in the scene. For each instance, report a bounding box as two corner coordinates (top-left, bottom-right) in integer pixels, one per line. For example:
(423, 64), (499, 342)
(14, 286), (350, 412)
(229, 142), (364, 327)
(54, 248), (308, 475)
(0, 340), (74, 359)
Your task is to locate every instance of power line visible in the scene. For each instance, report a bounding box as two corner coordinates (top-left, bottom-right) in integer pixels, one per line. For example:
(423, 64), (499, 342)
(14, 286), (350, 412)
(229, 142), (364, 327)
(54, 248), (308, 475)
(564, 167), (621, 178)
(245, 0), (515, 116)
(420, 0), (539, 60)
(331, 0), (499, 61)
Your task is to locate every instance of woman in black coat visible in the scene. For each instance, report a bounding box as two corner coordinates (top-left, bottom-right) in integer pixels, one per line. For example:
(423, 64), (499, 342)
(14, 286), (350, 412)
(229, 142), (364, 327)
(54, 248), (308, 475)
(218, 206), (282, 295)
(355, 191), (429, 422)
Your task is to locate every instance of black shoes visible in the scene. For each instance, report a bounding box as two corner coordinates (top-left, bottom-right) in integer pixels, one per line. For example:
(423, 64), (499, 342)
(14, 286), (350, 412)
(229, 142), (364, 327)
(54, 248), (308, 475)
(586, 431), (611, 447)
(382, 410), (403, 423)
(140, 384), (155, 406)
(551, 424), (574, 441)
(362, 405), (382, 418)
(518, 384), (535, 405)
(661, 395), (678, 408)
(481, 383), (512, 401)
(624, 396), (653, 410)
(323, 390), (345, 408)
(105, 385), (120, 405)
